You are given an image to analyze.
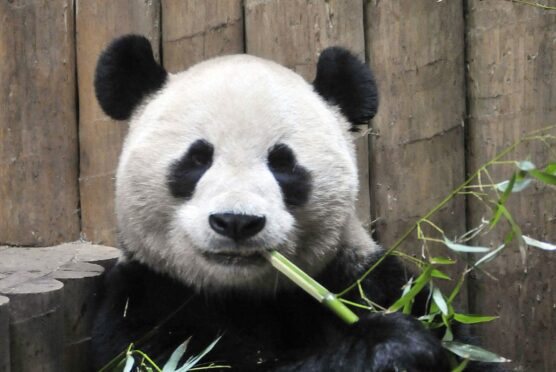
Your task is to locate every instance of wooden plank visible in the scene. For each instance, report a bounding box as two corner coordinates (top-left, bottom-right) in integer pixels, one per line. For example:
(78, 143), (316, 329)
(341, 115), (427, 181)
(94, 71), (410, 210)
(0, 0), (79, 246)
(0, 296), (9, 372)
(365, 3), (466, 254)
(76, 0), (161, 245)
(364, 1), (467, 309)
(466, 2), (556, 370)
(162, 0), (244, 72)
(245, 0), (371, 225)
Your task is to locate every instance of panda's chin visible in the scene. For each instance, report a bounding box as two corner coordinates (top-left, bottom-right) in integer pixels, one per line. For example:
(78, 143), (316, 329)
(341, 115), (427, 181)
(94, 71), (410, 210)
(200, 250), (267, 266)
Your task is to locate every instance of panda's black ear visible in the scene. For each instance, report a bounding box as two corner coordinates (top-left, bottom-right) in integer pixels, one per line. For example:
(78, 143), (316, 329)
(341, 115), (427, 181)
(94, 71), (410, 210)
(313, 47), (378, 130)
(94, 34), (167, 121)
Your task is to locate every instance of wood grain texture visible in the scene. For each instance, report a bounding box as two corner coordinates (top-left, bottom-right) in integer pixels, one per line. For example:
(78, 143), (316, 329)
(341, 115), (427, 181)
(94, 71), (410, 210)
(76, 0), (161, 245)
(0, 0), (79, 246)
(0, 242), (120, 370)
(245, 0), (372, 224)
(162, 0), (244, 72)
(365, 1), (466, 259)
(0, 296), (9, 372)
(466, 2), (556, 369)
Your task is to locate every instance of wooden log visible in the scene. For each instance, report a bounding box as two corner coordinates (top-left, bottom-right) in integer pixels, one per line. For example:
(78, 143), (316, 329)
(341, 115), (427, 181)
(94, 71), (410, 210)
(466, 2), (556, 369)
(245, 0), (372, 225)
(3, 277), (64, 372)
(53, 262), (105, 372)
(0, 0), (79, 246)
(0, 242), (120, 371)
(0, 296), (9, 372)
(76, 0), (161, 245)
(162, 0), (244, 72)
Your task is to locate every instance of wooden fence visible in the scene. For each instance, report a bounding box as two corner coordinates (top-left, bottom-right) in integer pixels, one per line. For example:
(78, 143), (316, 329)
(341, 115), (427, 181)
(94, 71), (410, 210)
(0, 0), (554, 370)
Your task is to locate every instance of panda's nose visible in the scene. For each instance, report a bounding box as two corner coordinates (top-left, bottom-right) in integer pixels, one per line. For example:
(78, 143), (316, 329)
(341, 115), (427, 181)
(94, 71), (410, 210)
(209, 213), (266, 241)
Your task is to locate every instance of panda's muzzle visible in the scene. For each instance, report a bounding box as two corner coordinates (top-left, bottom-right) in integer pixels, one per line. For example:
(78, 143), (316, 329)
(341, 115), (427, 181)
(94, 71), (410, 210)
(209, 213), (266, 241)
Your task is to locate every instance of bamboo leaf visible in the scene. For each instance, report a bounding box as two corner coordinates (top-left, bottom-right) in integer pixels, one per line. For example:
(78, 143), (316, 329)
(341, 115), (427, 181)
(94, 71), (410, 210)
(517, 160), (536, 171)
(176, 337), (222, 372)
(453, 313), (498, 324)
(442, 237), (490, 253)
(401, 277), (413, 297)
(544, 162), (556, 174)
(388, 266), (433, 313)
(441, 314), (453, 341)
(432, 288), (448, 315)
(442, 341), (510, 363)
(523, 236), (556, 251)
(402, 277), (414, 315)
(123, 355), (135, 372)
(452, 358), (469, 372)
(418, 313), (438, 322)
(163, 338), (191, 372)
(490, 172), (516, 229)
(431, 269), (451, 280)
(498, 206), (527, 264)
(495, 178), (532, 193)
(474, 244), (506, 268)
(529, 169), (556, 185)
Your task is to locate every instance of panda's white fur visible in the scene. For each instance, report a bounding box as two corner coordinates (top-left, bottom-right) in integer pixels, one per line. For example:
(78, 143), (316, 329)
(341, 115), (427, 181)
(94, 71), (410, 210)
(116, 54), (378, 292)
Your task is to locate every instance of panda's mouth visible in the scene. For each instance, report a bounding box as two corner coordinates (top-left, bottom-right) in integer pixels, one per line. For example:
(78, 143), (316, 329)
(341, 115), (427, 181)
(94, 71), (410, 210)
(201, 250), (266, 266)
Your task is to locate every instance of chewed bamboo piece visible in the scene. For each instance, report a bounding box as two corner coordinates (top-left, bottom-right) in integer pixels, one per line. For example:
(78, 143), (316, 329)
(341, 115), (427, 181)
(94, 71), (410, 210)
(262, 250), (359, 325)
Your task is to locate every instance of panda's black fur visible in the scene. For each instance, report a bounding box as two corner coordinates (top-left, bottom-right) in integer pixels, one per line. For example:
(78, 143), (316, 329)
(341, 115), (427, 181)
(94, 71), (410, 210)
(92, 35), (502, 372)
(94, 249), (449, 371)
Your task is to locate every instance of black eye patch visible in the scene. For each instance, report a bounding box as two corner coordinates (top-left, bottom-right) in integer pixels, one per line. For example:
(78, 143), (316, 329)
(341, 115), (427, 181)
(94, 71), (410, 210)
(267, 144), (312, 207)
(168, 139), (214, 199)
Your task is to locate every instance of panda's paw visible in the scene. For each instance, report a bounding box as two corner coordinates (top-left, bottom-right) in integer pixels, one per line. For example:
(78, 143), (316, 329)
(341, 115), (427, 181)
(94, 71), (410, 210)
(353, 312), (450, 372)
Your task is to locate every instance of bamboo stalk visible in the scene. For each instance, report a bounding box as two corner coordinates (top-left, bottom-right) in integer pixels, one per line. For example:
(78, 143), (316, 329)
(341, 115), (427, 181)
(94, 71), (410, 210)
(263, 251), (359, 325)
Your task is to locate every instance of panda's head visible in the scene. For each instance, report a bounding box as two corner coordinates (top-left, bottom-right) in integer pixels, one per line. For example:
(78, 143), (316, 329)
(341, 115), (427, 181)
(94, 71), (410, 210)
(95, 35), (378, 292)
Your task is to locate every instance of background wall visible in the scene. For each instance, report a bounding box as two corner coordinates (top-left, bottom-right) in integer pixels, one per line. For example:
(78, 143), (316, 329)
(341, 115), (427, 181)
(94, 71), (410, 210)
(0, 0), (554, 370)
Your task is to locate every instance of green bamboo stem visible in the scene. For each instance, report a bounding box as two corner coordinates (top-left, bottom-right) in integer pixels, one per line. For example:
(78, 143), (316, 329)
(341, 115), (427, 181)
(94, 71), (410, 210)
(263, 250), (359, 325)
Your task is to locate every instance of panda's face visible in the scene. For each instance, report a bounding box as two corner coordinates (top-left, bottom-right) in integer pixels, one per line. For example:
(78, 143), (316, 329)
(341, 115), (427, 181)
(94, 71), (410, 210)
(114, 55), (359, 291)
(95, 36), (377, 292)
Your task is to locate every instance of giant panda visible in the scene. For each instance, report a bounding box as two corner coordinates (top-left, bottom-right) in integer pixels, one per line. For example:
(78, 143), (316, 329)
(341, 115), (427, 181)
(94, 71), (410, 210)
(91, 35), (498, 372)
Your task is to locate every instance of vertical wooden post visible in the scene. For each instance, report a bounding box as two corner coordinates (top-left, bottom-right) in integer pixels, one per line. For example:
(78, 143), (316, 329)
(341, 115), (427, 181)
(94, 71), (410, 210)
(76, 0), (161, 245)
(245, 0), (371, 225)
(0, 0), (79, 246)
(466, 2), (556, 369)
(365, 0), (467, 246)
(162, 0), (244, 72)
(364, 1), (467, 286)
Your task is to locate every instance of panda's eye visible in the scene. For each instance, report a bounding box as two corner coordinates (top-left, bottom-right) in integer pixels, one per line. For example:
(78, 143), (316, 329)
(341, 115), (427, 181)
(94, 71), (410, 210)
(267, 143), (312, 206)
(186, 140), (214, 168)
(268, 144), (296, 172)
(190, 150), (211, 167)
(167, 139), (214, 199)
